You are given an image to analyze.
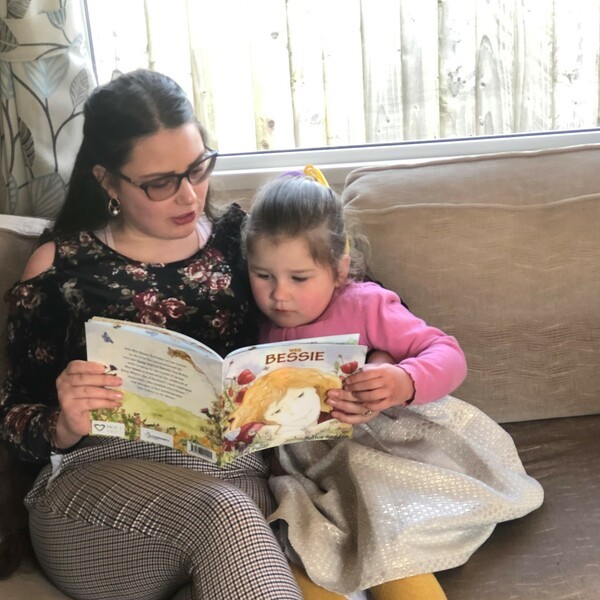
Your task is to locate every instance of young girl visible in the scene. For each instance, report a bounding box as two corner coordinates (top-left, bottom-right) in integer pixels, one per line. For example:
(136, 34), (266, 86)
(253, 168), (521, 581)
(242, 168), (544, 599)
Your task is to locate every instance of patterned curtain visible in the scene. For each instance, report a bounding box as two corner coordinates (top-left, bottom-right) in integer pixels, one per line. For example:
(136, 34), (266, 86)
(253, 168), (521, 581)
(0, 0), (95, 217)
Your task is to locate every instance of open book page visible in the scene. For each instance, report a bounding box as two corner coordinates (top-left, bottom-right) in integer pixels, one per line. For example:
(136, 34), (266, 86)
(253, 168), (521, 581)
(85, 317), (366, 465)
(85, 317), (225, 462)
(219, 341), (367, 463)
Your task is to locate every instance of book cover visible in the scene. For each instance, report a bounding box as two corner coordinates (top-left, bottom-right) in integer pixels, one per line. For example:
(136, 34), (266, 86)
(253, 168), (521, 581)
(85, 317), (366, 465)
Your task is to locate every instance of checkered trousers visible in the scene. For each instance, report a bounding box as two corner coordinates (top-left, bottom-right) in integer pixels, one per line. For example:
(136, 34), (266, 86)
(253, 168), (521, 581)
(25, 438), (302, 599)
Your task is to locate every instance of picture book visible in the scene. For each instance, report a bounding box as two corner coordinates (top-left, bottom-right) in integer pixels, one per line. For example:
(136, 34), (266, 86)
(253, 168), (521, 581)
(85, 317), (367, 465)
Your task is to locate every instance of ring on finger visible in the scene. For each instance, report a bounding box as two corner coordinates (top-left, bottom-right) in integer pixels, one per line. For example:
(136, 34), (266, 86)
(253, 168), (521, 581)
(364, 408), (373, 417)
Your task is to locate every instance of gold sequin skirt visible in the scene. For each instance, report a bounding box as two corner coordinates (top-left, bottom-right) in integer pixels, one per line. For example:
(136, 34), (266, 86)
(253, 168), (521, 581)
(268, 396), (544, 594)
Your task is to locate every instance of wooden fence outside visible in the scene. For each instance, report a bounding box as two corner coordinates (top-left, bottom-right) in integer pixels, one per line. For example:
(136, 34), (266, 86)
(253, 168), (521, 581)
(85, 0), (600, 153)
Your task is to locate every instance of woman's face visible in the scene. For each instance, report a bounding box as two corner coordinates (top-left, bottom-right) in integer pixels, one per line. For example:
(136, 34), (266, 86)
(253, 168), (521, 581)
(101, 123), (210, 241)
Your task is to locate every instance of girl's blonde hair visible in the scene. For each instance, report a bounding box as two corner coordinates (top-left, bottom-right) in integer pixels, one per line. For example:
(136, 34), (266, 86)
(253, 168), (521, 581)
(242, 173), (368, 281)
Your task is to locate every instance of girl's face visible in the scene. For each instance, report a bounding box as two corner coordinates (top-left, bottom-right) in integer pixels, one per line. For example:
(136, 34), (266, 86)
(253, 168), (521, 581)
(98, 123), (209, 241)
(248, 235), (349, 328)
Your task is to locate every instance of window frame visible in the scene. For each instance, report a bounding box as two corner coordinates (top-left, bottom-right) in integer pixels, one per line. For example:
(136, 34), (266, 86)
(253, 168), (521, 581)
(213, 128), (600, 192)
(82, 2), (600, 194)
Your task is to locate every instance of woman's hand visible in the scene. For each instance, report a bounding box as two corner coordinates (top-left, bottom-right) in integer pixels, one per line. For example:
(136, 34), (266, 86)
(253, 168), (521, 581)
(54, 360), (123, 450)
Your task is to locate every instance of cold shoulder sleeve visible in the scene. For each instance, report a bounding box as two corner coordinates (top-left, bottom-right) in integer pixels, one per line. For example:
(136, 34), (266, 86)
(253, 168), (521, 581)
(1, 273), (71, 462)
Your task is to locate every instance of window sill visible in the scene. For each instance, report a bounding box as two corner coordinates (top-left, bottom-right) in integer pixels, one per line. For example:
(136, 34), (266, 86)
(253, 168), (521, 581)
(213, 129), (600, 192)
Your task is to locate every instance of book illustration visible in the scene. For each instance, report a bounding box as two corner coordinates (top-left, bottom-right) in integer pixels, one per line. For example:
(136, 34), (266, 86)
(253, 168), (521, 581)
(85, 317), (366, 464)
(166, 346), (221, 398)
(168, 347), (203, 372)
(222, 366), (350, 455)
(88, 322), (224, 459)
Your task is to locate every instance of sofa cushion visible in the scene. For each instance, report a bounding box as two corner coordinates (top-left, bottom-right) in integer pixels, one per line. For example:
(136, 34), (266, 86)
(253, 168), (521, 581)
(341, 190), (599, 423)
(0, 215), (50, 380)
(437, 413), (600, 599)
(344, 143), (600, 207)
(0, 554), (70, 599)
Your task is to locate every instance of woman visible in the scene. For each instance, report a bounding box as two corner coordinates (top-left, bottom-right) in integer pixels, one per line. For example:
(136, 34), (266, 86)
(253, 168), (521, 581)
(0, 69), (301, 599)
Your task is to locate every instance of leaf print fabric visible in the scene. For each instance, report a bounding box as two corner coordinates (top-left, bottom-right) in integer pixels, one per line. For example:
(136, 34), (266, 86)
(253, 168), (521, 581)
(0, 1), (95, 216)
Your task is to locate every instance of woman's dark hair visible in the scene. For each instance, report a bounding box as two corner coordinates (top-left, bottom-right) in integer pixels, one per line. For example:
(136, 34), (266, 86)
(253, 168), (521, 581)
(50, 69), (213, 237)
(242, 173), (368, 281)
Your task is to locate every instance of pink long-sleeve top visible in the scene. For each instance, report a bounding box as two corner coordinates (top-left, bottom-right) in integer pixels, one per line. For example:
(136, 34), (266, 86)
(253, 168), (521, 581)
(259, 281), (467, 405)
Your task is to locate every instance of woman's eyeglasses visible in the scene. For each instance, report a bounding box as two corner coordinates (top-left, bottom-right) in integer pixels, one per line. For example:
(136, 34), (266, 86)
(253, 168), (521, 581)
(114, 148), (218, 202)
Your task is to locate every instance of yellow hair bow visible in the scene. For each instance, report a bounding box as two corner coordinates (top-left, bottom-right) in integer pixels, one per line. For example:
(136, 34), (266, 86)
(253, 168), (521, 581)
(304, 165), (330, 188)
(302, 165), (348, 254)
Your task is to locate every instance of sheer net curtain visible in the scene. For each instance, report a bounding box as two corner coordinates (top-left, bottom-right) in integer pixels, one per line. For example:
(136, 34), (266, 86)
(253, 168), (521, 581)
(0, 0), (95, 217)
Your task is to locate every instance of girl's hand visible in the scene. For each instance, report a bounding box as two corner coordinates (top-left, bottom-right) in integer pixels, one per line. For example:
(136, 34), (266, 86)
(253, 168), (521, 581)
(54, 360), (123, 450)
(327, 364), (415, 423)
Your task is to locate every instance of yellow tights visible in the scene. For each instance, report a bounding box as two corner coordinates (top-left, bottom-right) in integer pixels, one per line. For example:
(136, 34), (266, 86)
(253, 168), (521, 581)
(290, 563), (447, 600)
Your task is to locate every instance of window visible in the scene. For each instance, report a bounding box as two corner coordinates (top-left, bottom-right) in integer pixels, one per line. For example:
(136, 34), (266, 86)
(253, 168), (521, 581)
(84, 0), (600, 187)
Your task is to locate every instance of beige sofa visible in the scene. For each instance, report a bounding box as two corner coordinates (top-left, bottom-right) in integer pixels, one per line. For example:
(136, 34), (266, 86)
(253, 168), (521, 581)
(1, 144), (599, 599)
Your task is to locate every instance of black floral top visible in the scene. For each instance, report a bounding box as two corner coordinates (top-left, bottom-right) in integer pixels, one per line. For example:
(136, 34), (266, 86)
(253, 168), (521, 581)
(0, 204), (258, 463)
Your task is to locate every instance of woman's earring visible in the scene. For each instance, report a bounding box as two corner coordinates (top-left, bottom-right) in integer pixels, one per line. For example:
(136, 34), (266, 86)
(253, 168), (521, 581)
(108, 197), (121, 217)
